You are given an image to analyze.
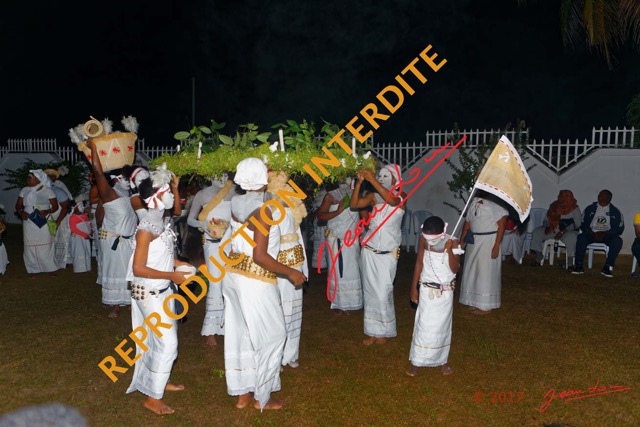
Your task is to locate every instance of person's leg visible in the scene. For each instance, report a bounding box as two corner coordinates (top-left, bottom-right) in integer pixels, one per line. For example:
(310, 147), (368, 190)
(573, 232), (593, 267)
(603, 234), (623, 268)
(561, 230), (578, 266)
(632, 237), (640, 265)
(530, 226), (548, 262)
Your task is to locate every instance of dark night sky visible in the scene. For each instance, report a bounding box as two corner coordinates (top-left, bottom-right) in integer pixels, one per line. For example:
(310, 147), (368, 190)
(2, 0), (639, 146)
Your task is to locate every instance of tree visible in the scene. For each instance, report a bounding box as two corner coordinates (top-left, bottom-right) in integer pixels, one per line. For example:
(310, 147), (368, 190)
(521, 0), (640, 68)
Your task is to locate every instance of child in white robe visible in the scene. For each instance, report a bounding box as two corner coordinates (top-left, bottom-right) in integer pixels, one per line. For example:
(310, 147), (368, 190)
(407, 216), (459, 377)
(69, 202), (92, 273)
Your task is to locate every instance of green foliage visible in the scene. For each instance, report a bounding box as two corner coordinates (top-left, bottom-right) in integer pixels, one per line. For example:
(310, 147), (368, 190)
(1, 160), (89, 198)
(626, 94), (640, 138)
(444, 120), (531, 214)
(158, 118), (376, 181)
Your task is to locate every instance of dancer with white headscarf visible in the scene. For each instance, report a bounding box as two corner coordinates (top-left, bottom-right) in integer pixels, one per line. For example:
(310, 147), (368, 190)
(350, 164), (405, 345)
(87, 140), (137, 318)
(317, 178), (362, 313)
(222, 158), (306, 410)
(15, 170), (59, 277)
(126, 165), (192, 415)
(192, 173), (236, 347)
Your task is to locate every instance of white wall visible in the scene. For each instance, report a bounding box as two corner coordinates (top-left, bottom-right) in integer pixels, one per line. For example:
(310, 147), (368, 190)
(400, 148), (640, 254)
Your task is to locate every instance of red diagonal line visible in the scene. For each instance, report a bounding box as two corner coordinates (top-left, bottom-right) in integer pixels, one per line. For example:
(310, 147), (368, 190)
(360, 135), (467, 248)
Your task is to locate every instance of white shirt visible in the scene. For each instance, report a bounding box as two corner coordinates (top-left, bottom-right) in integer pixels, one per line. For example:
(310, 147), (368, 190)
(590, 204), (611, 232)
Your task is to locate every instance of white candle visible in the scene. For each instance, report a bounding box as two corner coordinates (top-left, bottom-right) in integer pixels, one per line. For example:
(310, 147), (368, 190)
(351, 137), (356, 157)
(197, 142), (202, 159)
(279, 129), (285, 152)
(176, 144), (180, 153)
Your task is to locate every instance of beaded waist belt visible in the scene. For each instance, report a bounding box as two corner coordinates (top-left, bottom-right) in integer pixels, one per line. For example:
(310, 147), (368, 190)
(98, 228), (132, 250)
(226, 252), (277, 284)
(277, 244), (304, 268)
(419, 280), (456, 292)
(364, 245), (400, 260)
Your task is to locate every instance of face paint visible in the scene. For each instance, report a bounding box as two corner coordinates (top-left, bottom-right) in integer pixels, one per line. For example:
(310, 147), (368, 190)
(377, 169), (393, 190)
(160, 191), (175, 210)
(114, 181), (130, 197)
(211, 173), (228, 188)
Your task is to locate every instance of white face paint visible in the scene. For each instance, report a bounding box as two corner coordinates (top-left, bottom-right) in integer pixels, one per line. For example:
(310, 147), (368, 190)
(426, 236), (444, 247)
(76, 204), (85, 213)
(211, 173), (228, 188)
(377, 169), (394, 190)
(114, 181), (130, 197)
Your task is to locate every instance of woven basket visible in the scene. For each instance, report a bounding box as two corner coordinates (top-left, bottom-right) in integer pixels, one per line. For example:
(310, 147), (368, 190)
(78, 132), (137, 172)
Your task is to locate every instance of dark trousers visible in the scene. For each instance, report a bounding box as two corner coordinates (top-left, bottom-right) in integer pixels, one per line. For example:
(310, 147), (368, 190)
(575, 232), (623, 267)
(632, 237), (640, 265)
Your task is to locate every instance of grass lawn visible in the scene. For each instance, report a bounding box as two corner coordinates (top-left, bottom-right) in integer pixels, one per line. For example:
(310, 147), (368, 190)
(0, 224), (638, 426)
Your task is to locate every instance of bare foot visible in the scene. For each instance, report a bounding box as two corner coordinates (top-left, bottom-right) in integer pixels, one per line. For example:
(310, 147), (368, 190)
(343, 310), (351, 316)
(375, 337), (387, 345)
(108, 306), (120, 319)
(441, 364), (453, 375)
(165, 383), (185, 392)
(406, 365), (419, 377)
(471, 308), (492, 316)
(362, 336), (377, 346)
(28, 274), (37, 281)
(333, 309), (343, 316)
(143, 397), (174, 415)
(235, 393), (254, 409)
(205, 335), (217, 346)
(48, 272), (57, 277)
(255, 398), (284, 410)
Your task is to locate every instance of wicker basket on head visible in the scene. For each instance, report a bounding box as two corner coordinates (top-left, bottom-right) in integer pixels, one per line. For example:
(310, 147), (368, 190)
(78, 132), (137, 172)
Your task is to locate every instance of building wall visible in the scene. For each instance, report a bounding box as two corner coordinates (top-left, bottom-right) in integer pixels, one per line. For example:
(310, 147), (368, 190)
(400, 148), (640, 254)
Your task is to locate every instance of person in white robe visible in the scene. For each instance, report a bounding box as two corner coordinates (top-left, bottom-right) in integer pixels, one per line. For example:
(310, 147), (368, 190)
(49, 183), (71, 269)
(351, 165), (406, 345)
(15, 170), (59, 277)
(269, 171), (309, 368)
(459, 195), (508, 314)
(195, 174), (235, 346)
(407, 216), (458, 377)
(316, 180), (362, 313)
(310, 188), (328, 270)
(0, 211), (8, 275)
(222, 158), (306, 410)
(88, 173), (102, 282)
(69, 202), (92, 273)
(126, 167), (191, 416)
(87, 141), (137, 318)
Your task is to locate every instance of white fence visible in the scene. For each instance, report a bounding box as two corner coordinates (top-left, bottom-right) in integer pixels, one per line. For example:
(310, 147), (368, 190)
(370, 126), (637, 174)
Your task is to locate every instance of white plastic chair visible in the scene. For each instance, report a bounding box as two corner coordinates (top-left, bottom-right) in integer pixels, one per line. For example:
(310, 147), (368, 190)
(412, 210), (433, 253)
(523, 208), (547, 254)
(586, 243), (609, 269)
(400, 209), (412, 252)
(541, 239), (568, 267)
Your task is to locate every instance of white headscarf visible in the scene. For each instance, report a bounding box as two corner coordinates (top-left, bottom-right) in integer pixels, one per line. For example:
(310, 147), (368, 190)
(129, 167), (150, 190)
(234, 158), (268, 190)
(29, 169), (51, 188)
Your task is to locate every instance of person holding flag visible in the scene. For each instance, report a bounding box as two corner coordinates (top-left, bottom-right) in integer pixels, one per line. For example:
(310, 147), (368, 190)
(452, 135), (533, 315)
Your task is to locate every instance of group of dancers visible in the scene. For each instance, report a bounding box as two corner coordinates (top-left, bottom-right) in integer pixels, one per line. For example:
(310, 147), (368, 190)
(18, 143), (462, 414)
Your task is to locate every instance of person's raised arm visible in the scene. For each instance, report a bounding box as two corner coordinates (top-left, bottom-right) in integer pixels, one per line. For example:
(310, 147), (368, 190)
(170, 175), (181, 216)
(88, 140), (117, 203)
(361, 169), (404, 207)
(316, 193), (343, 221)
(350, 172), (375, 209)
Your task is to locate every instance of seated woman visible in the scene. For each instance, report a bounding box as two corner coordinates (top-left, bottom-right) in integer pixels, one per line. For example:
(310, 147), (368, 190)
(530, 190), (581, 267)
(126, 165), (191, 415)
